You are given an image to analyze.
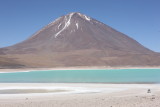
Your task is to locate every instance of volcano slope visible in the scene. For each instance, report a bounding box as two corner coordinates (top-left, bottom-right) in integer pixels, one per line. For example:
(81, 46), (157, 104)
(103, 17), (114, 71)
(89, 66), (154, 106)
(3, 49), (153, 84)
(0, 12), (160, 68)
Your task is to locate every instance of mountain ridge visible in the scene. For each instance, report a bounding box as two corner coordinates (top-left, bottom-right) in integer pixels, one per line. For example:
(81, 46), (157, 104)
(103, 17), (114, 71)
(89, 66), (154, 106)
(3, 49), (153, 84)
(0, 12), (160, 68)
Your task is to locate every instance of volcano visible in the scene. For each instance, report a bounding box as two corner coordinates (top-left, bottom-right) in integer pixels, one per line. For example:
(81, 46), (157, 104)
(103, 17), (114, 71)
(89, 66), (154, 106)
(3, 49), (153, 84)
(0, 12), (160, 68)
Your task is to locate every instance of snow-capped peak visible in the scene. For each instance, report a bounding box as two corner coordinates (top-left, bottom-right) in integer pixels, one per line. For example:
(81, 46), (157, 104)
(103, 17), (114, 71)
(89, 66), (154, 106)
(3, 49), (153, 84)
(68, 12), (91, 21)
(54, 12), (92, 38)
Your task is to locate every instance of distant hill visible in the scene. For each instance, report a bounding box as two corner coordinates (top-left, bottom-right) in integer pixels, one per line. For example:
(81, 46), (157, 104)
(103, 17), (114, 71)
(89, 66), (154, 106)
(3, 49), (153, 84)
(0, 12), (160, 68)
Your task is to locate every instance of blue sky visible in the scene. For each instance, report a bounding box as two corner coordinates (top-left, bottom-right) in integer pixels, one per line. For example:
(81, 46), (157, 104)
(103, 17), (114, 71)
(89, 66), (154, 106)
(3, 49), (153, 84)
(0, 0), (160, 52)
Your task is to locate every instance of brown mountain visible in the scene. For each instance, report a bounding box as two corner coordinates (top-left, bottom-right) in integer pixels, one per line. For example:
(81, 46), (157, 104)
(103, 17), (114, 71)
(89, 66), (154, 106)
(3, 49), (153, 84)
(0, 12), (160, 68)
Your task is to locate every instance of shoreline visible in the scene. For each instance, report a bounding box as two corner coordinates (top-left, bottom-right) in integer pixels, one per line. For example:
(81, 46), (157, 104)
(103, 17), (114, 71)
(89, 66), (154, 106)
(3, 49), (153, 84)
(0, 66), (160, 73)
(0, 83), (128, 96)
(0, 83), (157, 95)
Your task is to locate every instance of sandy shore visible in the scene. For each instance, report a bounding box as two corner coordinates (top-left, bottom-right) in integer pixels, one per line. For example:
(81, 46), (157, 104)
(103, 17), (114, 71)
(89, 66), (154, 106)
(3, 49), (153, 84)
(0, 83), (160, 107)
(0, 66), (160, 73)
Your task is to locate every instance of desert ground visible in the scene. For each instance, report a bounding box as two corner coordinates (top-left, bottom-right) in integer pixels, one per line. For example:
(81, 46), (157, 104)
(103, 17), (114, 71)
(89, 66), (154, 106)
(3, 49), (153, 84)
(0, 83), (160, 107)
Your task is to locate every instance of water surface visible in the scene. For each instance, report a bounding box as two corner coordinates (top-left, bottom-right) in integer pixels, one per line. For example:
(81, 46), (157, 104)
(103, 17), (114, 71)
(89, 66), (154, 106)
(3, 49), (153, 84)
(0, 69), (160, 83)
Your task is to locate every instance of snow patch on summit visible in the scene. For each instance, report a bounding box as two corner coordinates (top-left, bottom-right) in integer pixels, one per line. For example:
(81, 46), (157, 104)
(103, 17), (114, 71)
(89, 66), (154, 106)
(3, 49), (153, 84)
(76, 23), (79, 29)
(54, 13), (74, 38)
(58, 23), (62, 29)
(75, 12), (91, 21)
(84, 15), (91, 21)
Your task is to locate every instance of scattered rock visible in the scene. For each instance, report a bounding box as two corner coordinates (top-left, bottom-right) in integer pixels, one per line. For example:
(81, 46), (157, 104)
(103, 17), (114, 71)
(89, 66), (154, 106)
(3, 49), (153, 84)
(152, 97), (155, 99)
(147, 89), (151, 93)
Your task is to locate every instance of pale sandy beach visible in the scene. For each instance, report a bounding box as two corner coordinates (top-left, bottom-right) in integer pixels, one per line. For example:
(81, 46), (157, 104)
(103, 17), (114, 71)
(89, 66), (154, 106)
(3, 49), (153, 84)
(0, 83), (160, 107)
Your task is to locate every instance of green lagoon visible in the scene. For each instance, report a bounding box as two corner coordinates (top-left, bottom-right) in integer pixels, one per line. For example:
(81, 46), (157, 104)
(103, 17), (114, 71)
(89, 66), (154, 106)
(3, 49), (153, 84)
(0, 69), (160, 83)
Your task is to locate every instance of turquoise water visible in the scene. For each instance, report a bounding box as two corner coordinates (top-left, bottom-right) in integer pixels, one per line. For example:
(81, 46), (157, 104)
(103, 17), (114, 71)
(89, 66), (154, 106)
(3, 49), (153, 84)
(0, 69), (160, 83)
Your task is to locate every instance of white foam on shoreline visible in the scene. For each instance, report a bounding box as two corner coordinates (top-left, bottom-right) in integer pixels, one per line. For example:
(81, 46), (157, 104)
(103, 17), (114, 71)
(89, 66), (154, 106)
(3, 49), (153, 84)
(0, 67), (160, 74)
(0, 71), (31, 73)
(0, 67), (160, 73)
